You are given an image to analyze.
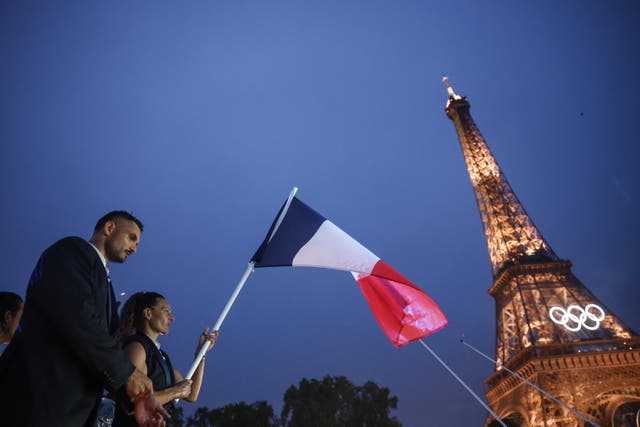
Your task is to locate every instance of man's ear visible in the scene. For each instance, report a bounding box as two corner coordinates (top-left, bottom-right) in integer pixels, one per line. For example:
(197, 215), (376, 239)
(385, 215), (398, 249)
(4, 311), (12, 326)
(104, 220), (117, 236)
(143, 307), (153, 321)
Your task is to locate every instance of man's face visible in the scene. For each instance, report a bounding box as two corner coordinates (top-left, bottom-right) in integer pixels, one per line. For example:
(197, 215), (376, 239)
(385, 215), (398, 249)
(104, 219), (141, 263)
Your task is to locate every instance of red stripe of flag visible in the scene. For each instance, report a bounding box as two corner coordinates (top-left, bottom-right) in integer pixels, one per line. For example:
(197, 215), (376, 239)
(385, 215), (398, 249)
(356, 260), (448, 347)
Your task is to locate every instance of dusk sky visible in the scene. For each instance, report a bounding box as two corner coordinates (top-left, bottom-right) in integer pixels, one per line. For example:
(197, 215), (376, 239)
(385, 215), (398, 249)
(2, 2), (639, 426)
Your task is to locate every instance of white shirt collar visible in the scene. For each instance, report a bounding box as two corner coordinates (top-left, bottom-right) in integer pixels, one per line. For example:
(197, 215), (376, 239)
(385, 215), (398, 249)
(88, 241), (109, 276)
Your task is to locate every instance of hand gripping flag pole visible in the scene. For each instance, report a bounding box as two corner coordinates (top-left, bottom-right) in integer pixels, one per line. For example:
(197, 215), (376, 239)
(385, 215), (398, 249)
(184, 187), (299, 379)
(184, 262), (254, 379)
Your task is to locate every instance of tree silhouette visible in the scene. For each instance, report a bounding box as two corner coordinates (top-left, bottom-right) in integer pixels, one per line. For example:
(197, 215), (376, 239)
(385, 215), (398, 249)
(281, 375), (401, 427)
(186, 401), (278, 427)
(167, 406), (185, 427)
(172, 375), (401, 427)
(186, 406), (211, 427)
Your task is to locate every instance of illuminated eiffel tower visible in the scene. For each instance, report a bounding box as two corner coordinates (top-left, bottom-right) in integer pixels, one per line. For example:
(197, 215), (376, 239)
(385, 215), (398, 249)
(443, 77), (640, 427)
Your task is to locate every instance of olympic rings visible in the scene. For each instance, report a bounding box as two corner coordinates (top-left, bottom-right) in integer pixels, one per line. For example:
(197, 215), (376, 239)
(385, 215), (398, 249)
(548, 304), (605, 332)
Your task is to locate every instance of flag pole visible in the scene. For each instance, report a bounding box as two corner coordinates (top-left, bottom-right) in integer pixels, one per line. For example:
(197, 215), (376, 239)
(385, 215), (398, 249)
(185, 186), (299, 379)
(460, 339), (601, 427)
(185, 261), (255, 379)
(418, 339), (507, 427)
(267, 186), (298, 244)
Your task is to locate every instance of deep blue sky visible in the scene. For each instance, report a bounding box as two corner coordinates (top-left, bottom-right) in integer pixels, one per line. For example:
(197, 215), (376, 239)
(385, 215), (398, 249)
(2, 2), (639, 426)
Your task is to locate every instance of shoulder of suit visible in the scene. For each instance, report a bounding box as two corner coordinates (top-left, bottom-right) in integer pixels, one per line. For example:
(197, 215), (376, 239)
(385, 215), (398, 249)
(51, 236), (92, 252)
(54, 236), (88, 246)
(47, 236), (99, 262)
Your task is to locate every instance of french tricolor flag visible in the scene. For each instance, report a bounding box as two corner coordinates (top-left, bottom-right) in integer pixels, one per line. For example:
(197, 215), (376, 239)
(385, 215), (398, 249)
(251, 196), (448, 347)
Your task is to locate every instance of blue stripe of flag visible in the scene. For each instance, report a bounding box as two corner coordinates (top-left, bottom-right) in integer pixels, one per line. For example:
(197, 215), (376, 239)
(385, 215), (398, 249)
(252, 197), (325, 267)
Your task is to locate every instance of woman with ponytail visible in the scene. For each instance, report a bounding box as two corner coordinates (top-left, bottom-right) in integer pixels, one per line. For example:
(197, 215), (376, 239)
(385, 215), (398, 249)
(112, 292), (218, 426)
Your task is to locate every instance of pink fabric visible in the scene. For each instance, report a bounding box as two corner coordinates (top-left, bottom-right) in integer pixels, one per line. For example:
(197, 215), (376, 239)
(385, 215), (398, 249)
(355, 260), (448, 347)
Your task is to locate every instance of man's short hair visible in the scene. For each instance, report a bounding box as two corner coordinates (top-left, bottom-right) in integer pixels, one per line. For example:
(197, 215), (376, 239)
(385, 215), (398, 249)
(94, 211), (144, 232)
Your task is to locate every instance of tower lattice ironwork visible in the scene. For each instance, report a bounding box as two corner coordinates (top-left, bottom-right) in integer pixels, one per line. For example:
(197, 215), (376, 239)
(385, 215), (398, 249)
(443, 77), (640, 427)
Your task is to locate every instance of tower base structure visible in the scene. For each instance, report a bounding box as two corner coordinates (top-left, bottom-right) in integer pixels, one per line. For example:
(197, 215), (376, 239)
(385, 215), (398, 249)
(481, 261), (640, 426)
(484, 340), (640, 427)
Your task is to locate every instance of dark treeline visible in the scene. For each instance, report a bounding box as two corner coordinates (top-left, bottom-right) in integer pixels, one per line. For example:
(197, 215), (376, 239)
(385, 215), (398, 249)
(166, 375), (402, 427)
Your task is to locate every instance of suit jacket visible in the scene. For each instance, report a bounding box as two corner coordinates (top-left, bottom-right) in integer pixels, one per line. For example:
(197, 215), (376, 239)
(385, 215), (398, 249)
(0, 237), (135, 427)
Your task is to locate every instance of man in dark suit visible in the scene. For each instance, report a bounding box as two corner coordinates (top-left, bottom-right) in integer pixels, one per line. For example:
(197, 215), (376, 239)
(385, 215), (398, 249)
(0, 211), (168, 426)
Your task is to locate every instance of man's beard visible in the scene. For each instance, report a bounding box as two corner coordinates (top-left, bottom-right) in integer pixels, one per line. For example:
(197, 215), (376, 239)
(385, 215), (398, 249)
(105, 243), (126, 263)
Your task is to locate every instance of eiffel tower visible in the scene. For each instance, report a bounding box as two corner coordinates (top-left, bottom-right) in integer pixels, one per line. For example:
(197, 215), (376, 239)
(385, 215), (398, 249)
(443, 77), (640, 427)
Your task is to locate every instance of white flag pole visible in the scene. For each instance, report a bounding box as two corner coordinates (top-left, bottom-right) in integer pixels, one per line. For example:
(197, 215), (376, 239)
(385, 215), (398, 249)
(185, 186), (299, 379)
(418, 339), (507, 427)
(185, 261), (254, 379)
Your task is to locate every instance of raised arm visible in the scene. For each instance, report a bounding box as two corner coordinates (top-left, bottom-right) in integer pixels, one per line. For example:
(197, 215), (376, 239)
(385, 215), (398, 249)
(173, 329), (219, 402)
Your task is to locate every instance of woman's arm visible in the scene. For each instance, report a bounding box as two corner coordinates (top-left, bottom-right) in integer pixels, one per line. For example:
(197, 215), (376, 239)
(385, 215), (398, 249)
(125, 341), (148, 376)
(125, 341), (192, 405)
(174, 329), (218, 402)
(152, 379), (192, 405)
